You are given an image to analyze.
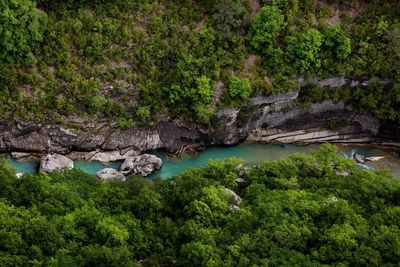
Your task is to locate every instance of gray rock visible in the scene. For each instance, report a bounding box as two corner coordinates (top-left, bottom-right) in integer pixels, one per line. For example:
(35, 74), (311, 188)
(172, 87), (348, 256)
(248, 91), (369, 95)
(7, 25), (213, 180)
(16, 173), (24, 179)
(335, 170), (350, 177)
(119, 154), (162, 176)
(228, 204), (240, 212)
(11, 152), (32, 159)
(235, 177), (250, 188)
(248, 89), (300, 106)
(354, 153), (365, 164)
(224, 188), (241, 206)
(96, 168), (125, 181)
(89, 150), (138, 162)
(365, 156), (385, 162)
(318, 77), (347, 88)
(40, 154), (74, 172)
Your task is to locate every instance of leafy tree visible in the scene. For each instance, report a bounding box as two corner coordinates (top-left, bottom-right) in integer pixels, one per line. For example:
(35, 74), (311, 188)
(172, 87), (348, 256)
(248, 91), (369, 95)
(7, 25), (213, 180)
(180, 241), (221, 267)
(228, 76), (252, 103)
(286, 28), (324, 75)
(192, 75), (213, 104)
(325, 26), (352, 60)
(210, 0), (248, 38)
(1, 144), (400, 265)
(247, 5), (286, 52)
(0, 0), (47, 65)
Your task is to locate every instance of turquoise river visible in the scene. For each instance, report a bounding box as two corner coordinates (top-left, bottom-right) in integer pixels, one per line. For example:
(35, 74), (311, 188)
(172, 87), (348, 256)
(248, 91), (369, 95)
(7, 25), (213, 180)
(2, 143), (400, 179)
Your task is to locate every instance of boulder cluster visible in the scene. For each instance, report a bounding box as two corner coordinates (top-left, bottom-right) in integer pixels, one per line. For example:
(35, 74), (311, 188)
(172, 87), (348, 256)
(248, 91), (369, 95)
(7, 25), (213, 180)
(37, 153), (162, 181)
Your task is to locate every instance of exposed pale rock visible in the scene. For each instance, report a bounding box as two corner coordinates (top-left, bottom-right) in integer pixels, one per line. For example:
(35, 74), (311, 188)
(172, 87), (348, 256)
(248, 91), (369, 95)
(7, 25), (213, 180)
(119, 154), (162, 176)
(235, 178), (250, 188)
(224, 188), (241, 206)
(335, 170), (350, 177)
(16, 173), (24, 179)
(228, 204), (240, 212)
(11, 152), (31, 159)
(96, 168), (125, 181)
(354, 153), (365, 164)
(248, 89), (300, 106)
(365, 156), (385, 162)
(89, 150), (138, 162)
(40, 154), (73, 172)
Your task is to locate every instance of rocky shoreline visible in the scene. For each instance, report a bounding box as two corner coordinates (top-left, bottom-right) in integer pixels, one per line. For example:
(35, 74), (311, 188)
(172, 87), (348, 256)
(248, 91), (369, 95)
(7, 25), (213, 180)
(1, 77), (399, 161)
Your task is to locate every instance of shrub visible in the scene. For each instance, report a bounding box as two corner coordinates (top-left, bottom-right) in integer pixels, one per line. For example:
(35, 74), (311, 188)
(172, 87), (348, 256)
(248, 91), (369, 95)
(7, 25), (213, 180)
(247, 6), (286, 52)
(325, 26), (351, 60)
(0, 0), (47, 65)
(228, 76), (252, 103)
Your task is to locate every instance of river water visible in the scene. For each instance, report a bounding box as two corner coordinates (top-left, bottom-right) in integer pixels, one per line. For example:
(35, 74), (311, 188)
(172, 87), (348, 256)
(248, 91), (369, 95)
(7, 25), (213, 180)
(2, 143), (399, 179)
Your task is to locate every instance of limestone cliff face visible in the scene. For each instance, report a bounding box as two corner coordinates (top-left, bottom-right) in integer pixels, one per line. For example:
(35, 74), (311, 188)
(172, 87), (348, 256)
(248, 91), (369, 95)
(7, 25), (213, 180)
(1, 77), (399, 160)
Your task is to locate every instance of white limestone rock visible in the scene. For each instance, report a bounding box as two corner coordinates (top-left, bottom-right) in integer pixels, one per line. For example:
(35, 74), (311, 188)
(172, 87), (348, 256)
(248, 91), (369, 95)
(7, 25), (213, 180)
(40, 154), (73, 172)
(96, 168), (125, 181)
(119, 154), (162, 176)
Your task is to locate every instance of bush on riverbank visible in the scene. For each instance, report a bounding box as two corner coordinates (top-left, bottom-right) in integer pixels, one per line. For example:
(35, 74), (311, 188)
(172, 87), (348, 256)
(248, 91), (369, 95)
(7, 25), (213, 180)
(0, 144), (399, 266)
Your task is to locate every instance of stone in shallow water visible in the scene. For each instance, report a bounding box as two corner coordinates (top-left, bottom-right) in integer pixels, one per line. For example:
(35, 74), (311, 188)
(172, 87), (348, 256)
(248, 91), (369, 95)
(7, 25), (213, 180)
(40, 154), (74, 172)
(96, 168), (125, 181)
(119, 154), (162, 176)
(354, 153), (365, 164)
(365, 156), (385, 162)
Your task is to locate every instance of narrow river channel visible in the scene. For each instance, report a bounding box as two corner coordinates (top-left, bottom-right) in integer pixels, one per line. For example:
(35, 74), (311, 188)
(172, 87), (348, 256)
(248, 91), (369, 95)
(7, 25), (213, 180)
(2, 143), (400, 179)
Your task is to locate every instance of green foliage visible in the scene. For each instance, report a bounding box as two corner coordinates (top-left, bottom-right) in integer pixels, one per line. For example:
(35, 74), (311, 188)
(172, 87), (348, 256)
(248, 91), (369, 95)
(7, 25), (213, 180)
(0, 145), (400, 265)
(227, 76), (252, 104)
(0, 0), (399, 126)
(287, 28), (324, 76)
(193, 75), (213, 104)
(0, 0), (47, 65)
(247, 5), (286, 52)
(210, 0), (248, 38)
(193, 103), (215, 125)
(393, 83), (400, 103)
(298, 82), (400, 122)
(325, 26), (352, 60)
(136, 106), (150, 122)
(167, 75), (213, 120)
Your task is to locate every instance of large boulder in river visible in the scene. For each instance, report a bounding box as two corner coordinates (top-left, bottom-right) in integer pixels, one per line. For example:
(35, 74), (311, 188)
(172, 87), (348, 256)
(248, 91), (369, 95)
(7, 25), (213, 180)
(119, 154), (162, 176)
(354, 153), (365, 164)
(96, 168), (125, 181)
(40, 154), (74, 172)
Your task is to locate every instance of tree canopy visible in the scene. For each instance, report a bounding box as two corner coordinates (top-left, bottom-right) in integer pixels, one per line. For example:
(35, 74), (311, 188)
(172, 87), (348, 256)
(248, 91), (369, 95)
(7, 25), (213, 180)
(0, 144), (399, 266)
(0, 0), (399, 125)
(0, 0), (46, 65)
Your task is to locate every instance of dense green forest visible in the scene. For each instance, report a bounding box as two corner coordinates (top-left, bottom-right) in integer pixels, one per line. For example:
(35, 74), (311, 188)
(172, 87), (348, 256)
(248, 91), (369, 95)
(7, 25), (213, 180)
(2, 2), (400, 266)
(0, 144), (399, 266)
(1, 0), (400, 126)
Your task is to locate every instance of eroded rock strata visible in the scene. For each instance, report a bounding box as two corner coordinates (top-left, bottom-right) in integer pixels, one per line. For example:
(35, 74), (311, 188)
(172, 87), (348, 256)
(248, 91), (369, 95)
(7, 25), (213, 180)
(1, 78), (399, 161)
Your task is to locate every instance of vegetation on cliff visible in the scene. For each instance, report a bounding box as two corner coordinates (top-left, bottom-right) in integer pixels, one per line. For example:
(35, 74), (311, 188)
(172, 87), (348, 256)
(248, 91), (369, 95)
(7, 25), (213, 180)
(0, 0), (399, 126)
(0, 144), (399, 266)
